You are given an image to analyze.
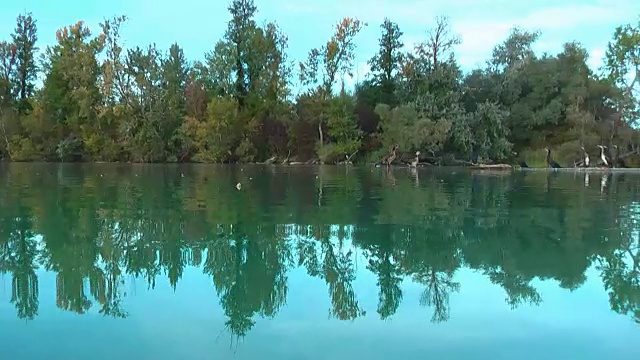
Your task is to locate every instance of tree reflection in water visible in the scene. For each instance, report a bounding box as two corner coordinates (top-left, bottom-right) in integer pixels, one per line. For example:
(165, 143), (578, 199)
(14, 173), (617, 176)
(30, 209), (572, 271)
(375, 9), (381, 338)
(0, 163), (639, 337)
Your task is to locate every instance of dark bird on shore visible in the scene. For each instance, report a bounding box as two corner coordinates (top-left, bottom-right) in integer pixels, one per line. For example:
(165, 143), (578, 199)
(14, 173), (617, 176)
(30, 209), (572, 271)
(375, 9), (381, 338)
(513, 151), (529, 168)
(544, 148), (561, 168)
(471, 150), (479, 165)
(612, 145), (628, 168)
(597, 145), (612, 168)
(580, 147), (589, 167)
(410, 151), (420, 167)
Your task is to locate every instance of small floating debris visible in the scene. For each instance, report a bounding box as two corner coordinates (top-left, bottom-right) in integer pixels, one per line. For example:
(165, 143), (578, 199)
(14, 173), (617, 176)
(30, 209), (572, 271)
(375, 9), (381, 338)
(236, 182), (242, 190)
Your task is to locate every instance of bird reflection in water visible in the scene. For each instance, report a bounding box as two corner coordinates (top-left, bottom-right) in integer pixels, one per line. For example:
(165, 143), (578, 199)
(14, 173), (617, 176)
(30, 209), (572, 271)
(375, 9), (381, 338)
(584, 173), (589, 187)
(385, 166), (397, 187)
(600, 173), (609, 194)
(410, 167), (419, 187)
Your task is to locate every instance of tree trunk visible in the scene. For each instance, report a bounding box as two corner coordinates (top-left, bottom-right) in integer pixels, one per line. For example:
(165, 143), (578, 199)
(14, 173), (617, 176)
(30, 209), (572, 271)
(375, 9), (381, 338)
(0, 110), (13, 161)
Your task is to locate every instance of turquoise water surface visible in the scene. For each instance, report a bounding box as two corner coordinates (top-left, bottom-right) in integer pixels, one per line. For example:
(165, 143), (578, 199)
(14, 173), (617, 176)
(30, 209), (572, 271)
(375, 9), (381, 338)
(0, 163), (638, 359)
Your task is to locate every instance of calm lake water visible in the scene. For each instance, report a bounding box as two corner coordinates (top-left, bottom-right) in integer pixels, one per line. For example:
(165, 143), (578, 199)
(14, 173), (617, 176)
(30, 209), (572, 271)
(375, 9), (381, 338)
(0, 163), (639, 360)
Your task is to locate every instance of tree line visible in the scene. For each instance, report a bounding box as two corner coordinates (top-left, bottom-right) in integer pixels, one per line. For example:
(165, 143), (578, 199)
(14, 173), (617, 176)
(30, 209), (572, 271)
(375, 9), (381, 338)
(0, 1), (639, 166)
(1, 163), (639, 335)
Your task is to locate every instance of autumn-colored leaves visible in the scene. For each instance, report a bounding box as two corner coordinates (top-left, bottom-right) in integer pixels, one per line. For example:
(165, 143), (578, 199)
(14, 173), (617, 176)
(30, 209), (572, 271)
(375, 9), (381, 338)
(1, 2), (639, 165)
(299, 17), (366, 96)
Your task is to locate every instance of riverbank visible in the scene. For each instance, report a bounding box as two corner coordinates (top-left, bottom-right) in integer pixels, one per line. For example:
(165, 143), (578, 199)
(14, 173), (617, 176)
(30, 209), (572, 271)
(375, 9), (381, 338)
(2, 160), (639, 171)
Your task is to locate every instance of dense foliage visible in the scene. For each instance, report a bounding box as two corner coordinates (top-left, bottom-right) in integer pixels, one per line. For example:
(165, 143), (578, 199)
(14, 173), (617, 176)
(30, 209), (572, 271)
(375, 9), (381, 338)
(1, 1), (639, 166)
(1, 164), (639, 334)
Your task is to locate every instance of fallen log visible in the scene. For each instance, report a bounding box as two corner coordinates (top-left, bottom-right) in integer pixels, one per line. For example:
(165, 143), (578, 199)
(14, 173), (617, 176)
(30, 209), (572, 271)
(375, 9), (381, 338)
(468, 164), (513, 170)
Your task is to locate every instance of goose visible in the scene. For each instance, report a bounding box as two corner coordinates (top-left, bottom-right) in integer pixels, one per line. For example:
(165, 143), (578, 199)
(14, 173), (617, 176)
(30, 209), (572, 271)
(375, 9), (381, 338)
(382, 144), (398, 167)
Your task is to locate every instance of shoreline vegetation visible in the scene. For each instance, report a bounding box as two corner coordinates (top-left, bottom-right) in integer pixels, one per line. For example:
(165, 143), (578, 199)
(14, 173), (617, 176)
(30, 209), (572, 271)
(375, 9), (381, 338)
(6, 162), (640, 174)
(1, 1), (639, 168)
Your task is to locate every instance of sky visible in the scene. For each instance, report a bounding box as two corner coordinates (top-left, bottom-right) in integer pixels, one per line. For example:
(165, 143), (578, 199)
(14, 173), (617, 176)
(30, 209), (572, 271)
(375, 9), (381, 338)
(0, 0), (639, 89)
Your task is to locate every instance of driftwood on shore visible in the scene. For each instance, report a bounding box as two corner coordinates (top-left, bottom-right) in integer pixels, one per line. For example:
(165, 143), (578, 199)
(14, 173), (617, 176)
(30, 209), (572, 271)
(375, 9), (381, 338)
(336, 150), (359, 165)
(468, 164), (513, 170)
(255, 148), (639, 170)
(262, 154), (320, 165)
(518, 166), (640, 173)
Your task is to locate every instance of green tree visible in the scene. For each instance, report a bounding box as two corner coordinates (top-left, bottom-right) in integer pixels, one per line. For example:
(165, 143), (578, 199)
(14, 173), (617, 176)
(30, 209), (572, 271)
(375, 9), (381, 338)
(225, 0), (257, 108)
(604, 18), (640, 130)
(368, 18), (404, 107)
(121, 45), (171, 161)
(11, 12), (38, 106)
(162, 43), (190, 160)
(40, 21), (105, 161)
(299, 17), (366, 154)
(0, 9), (637, 165)
(0, 42), (18, 159)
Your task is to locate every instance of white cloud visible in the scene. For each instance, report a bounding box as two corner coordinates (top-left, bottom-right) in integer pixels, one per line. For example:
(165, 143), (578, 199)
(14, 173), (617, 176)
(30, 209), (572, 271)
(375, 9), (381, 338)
(587, 48), (606, 71)
(340, 61), (371, 89)
(447, 3), (630, 69)
(279, 0), (638, 72)
(279, 0), (639, 94)
(278, 0), (631, 27)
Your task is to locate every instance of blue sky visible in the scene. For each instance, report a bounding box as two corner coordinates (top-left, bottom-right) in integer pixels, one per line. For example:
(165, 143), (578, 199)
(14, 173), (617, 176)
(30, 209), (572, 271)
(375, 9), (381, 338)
(0, 0), (639, 88)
